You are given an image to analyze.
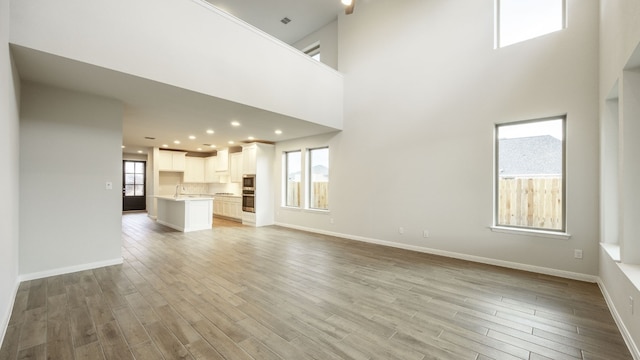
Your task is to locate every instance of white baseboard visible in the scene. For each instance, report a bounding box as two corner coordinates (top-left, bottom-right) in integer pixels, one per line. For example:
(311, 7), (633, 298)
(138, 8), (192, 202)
(0, 279), (20, 353)
(275, 222), (598, 283)
(18, 257), (124, 282)
(597, 278), (640, 360)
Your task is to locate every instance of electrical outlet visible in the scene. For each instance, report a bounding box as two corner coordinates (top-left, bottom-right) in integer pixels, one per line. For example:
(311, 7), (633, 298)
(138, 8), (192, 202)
(105, 181), (113, 190)
(574, 249), (583, 259)
(423, 230), (429, 238)
(399, 227), (404, 235)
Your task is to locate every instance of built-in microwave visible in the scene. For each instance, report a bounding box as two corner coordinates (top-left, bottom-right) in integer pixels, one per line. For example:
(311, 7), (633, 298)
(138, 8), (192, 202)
(242, 174), (256, 190)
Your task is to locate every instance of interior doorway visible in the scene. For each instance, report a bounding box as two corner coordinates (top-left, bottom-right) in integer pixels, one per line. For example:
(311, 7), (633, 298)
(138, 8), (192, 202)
(123, 160), (146, 211)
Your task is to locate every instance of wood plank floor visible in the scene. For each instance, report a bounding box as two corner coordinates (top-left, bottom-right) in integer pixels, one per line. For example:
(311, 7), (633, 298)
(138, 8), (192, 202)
(0, 213), (633, 360)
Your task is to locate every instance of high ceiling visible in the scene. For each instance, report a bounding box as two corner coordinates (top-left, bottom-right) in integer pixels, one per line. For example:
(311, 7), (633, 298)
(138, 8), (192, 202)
(206, 0), (344, 45)
(12, 1), (347, 156)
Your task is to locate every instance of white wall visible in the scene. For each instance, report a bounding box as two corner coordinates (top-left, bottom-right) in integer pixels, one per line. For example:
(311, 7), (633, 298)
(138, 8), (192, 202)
(276, 0), (600, 278)
(0, 0), (21, 345)
(599, 0), (640, 356)
(19, 82), (123, 278)
(293, 20), (339, 70)
(9, 0), (343, 130)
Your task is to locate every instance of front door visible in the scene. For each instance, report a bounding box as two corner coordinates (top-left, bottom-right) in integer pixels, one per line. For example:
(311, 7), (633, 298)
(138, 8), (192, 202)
(123, 160), (146, 211)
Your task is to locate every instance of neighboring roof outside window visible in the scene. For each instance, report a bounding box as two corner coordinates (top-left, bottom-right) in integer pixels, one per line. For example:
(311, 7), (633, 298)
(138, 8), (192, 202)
(498, 135), (562, 176)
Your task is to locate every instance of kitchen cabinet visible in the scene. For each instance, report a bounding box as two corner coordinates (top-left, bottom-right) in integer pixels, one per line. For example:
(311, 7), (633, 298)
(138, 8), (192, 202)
(240, 142), (274, 227)
(159, 150), (187, 172)
(156, 195), (213, 232)
(184, 157), (205, 183)
(242, 144), (257, 174)
(213, 196), (241, 220)
(230, 152), (243, 183)
(204, 156), (220, 183)
(216, 148), (229, 172)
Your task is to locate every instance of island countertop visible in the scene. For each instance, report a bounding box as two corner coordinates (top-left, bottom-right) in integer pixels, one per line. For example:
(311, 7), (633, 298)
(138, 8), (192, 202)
(156, 195), (213, 232)
(155, 195), (214, 202)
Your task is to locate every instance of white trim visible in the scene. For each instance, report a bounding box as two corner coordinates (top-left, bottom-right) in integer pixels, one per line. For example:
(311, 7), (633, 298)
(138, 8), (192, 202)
(490, 226), (572, 240)
(601, 242), (622, 262)
(18, 257), (123, 282)
(275, 223), (596, 283)
(597, 278), (640, 360)
(0, 279), (20, 352)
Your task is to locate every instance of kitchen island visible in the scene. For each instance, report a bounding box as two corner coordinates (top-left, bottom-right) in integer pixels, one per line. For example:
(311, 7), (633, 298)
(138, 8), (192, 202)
(156, 195), (213, 232)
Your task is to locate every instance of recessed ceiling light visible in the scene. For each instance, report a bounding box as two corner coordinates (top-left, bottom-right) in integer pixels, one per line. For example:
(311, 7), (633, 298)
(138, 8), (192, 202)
(231, 121), (240, 127)
(210, 144), (217, 148)
(189, 135), (196, 140)
(162, 144), (168, 147)
(206, 129), (214, 134)
(228, 141), (235, 145)
(341, 0), (352, 5)
(275, 130), (283, 135)
(197, 148), (202, 151)
(248, 136), (255, 140)
(121, 145), (125, 149)
(137, 150), (143, 154)
(174, 140), (181, 144)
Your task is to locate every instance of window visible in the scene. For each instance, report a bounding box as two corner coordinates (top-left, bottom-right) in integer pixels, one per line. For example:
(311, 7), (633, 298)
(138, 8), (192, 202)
(495, 0), (565, 48)
(308, 147), (329, 210)
(495, 117), (565, 232)
(124, 161), (145, 196)
(304, 43), (321, 61)
(284, 150), (301, 207)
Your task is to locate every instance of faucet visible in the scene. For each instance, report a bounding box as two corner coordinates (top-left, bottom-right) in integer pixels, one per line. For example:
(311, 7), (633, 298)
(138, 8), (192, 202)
(174, 183), (181, 198)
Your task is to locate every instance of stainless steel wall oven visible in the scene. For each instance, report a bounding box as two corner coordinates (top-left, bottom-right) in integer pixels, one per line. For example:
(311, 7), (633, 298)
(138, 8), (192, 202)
(242, 174), (256, 213)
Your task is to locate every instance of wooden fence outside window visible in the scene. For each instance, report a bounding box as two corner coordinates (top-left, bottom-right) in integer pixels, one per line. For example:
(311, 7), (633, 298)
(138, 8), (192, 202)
(497, 176), (563, 230)
(286, 181), (328, 209)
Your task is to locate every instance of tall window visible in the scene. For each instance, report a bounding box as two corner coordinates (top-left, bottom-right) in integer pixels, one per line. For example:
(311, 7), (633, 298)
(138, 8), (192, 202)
(495, 117), (565, 231)
(284, 150), (301, 207)
(495, 0), (565, 48)
(308, 147), (329, 210)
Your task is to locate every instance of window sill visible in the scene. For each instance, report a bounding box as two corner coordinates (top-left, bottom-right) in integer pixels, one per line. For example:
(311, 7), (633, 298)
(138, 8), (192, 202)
(618, 263), (640, 292)
(279, 206), (330, 215)
(600, 242), (621, 262)
(304, 208), (330, 215)
(489, 226), (572, 240)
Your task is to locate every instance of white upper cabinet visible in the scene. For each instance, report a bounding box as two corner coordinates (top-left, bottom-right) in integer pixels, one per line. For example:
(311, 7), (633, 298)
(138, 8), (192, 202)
(216, 148), (229, 173)
(184, 156), (205, 183)
(242, 144), (257, 175)
(230, 152), (243, 183)
(205, 156), (220, 183)
(159, 150), (187, 172)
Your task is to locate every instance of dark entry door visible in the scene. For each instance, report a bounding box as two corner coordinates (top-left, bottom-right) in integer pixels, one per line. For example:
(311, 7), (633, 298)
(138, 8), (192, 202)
(123, 160), (146, 211)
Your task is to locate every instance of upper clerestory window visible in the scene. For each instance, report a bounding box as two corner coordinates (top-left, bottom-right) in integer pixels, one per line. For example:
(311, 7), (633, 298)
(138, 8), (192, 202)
(495, 0), (566, 48)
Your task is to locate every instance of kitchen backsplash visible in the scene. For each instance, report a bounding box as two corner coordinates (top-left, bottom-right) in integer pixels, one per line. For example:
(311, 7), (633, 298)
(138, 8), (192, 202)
(181, 183), (208, 195)
(158, 173), (241, 195)
(208, 183), (241, 195)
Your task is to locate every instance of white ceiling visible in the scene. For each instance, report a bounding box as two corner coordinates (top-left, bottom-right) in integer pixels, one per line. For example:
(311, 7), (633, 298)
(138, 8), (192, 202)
(12, 1), (347, 156)
(206, 0), (344, 45)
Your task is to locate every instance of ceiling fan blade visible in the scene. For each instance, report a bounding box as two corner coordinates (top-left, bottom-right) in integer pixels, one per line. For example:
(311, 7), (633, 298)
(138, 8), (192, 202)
(345, 0), (355, 15)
